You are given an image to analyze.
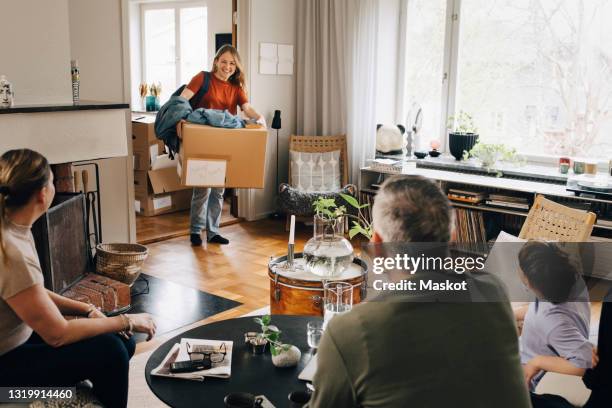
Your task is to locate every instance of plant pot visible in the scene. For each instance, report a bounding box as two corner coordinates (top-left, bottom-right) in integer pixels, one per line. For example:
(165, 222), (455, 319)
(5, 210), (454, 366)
(249, 338), (268, 354)
(448, 133), (479, 161)
(271, 345), (301, 368)
(303, 215), (354, 277)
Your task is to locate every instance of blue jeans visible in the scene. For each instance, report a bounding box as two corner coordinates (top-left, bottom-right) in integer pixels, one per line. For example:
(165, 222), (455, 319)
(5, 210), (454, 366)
(190, 187), (224, 238)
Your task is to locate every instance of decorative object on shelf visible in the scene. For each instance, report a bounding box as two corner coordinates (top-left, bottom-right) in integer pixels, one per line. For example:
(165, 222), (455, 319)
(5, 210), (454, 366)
(414, 151), (428, 159)
(139, 82), (148, 111)
(71, 60), (80, 104)
(559, 157), (571, 174)
(147, 82), (162, 111)
(0, 75), (14, 108)
(573, 159), (585, 175)
(253, 315), (301, 367)
(408, 105), (423, 153)
(447, 111), (479, 161)
(375, 124), (408, 156)
(464, 142), (522, 174)
(584, 160), (597, 176)
(429, 139), (441, 157)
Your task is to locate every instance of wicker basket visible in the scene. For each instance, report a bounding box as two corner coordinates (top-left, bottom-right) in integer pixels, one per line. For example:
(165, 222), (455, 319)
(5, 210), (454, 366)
(95, 243), (148, 286)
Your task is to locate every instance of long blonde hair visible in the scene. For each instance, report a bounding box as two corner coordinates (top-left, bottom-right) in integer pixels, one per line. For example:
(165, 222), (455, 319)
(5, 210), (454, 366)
(0, 149), (51, 257)
(212, 44), (247, 90)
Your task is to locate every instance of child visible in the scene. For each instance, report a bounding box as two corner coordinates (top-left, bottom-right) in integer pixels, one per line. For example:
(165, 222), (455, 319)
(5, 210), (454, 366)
(517, 241), (593, 406)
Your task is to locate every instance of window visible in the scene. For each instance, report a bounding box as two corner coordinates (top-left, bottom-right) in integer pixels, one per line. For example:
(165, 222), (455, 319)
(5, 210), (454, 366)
(400, 0), (612, 158)
(142, 2), (207, 103)
(401, 0), (447, 151)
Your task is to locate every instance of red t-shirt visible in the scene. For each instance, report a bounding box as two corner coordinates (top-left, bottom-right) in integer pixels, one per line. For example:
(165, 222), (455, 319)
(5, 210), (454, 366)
(186, 72), (248, 115)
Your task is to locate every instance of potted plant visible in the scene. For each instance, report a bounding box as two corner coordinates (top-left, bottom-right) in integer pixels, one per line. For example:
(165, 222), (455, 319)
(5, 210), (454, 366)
(447, 111), (479, 161)
(253, 315), (301, 367)
(463, 142), (523, 175)
(303, 194), (372, 277)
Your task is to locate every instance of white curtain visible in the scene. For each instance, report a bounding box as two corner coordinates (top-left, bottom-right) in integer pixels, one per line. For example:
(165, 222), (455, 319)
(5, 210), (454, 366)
(296, 0), (379, 184)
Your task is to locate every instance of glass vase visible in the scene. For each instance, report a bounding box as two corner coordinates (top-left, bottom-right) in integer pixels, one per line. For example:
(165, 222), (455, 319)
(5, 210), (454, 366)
(303, 215), (354, 277)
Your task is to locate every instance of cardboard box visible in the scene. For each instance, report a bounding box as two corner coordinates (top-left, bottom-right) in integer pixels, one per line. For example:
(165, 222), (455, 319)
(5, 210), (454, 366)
(133, 141), (164, 171)
(135, 189), (192, 217)
(132, 117), (162, 151)
(178, 122), (268, 188)
(134, 167), (189, 197)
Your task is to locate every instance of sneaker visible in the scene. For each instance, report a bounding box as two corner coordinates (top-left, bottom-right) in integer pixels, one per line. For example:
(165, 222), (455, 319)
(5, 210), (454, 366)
(190, 233), (203, 246)
(208, 235), (229, 245)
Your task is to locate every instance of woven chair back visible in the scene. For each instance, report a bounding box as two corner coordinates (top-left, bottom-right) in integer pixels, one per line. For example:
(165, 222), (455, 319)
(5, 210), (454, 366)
(288, 135), (349, 186)
(519, 195), (596, 241)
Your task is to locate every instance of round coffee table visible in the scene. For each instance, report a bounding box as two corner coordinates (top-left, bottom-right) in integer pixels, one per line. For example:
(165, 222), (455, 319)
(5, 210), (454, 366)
(145, 315), (318, 408)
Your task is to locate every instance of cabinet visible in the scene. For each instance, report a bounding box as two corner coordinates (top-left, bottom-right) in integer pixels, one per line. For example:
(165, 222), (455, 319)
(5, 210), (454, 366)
(360, 162), (612, 242)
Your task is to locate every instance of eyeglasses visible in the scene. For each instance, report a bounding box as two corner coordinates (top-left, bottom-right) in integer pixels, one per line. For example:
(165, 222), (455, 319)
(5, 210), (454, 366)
(186, 342), (227, 364)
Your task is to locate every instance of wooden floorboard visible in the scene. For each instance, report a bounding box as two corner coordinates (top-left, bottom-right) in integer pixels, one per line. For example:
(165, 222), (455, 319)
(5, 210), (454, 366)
(135, 218), (312, 354)
(136, 200), (239, 244)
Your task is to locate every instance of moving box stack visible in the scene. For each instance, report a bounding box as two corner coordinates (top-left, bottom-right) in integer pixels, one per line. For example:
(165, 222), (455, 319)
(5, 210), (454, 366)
(132, 116), (192, 216)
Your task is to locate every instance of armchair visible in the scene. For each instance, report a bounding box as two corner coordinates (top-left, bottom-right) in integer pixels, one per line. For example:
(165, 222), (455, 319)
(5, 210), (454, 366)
(279, 135), (356, 230)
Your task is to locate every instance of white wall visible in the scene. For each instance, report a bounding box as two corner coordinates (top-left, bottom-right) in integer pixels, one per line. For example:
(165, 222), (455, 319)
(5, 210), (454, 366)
(375, 0), (401, 125)
(207, 0), (233, 66)
(68, 0), (126, 102)
(68, 0), (135, 243)
(239, 0), (297, 220)
(1, 0), (72, 104)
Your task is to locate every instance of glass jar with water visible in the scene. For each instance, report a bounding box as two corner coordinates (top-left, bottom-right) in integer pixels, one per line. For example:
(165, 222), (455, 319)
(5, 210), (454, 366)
(303, 215), (354, 277)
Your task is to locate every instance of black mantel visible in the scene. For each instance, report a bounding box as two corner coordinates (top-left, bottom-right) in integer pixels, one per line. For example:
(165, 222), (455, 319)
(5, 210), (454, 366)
(0, 101), (130, 114)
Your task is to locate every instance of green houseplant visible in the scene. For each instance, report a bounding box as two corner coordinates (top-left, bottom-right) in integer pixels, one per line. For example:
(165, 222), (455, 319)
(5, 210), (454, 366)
(463, 142), (524, 175)
(253, 315), (301, 367)
(313, 194), (372, 240)
(447, 111), (479, 161)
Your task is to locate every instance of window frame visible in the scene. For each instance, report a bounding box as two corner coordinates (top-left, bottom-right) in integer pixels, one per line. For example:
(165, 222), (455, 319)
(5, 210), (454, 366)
(433, 0), (609, 163)
(140, 0), (207, 93)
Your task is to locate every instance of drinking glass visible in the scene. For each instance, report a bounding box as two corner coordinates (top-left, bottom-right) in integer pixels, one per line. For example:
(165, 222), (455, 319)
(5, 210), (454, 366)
(307, 321), (324, 349)
(323, 281), (353, 328)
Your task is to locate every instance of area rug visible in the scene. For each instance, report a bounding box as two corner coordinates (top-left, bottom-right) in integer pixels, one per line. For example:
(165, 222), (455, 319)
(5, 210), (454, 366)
(128, 274), (241, 343)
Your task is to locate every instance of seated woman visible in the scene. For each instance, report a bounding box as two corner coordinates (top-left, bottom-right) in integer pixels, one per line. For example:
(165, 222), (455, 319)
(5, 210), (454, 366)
(516, 241), (594, 406)
(0, 149), (156, 408)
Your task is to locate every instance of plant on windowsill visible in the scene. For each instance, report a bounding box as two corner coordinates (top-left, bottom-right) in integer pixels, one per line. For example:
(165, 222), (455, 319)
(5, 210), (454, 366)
(463, 142), (524, 176)
(447, 111), (480, 161)
(253, 315), (301, 367)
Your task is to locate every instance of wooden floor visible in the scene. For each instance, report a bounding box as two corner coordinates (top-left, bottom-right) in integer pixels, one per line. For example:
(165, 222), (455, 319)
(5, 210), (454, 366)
(135, 218), (312, 354)
(136, 200), (239, 244)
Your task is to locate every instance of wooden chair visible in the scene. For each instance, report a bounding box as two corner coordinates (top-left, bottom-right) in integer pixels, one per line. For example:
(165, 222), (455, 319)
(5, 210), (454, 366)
(519, 195), (596, 241)
(287, 135), (349, 185)
(281, 135), (351, 229)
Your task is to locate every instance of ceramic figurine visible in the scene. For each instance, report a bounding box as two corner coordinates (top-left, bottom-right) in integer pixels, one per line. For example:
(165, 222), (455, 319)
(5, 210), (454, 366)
(0, 75), (14, 108)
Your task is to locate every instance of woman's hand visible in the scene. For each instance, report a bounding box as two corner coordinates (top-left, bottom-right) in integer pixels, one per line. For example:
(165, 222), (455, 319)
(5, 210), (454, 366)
(256, 115), (267, 128)
(127, 313), (157, 341)
(592, 346), (599, 367)
(87, 308), (106, 319)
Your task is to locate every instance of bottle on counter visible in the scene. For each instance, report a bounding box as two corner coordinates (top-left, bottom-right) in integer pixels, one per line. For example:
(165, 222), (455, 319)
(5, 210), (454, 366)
(71, 60), (80, 104)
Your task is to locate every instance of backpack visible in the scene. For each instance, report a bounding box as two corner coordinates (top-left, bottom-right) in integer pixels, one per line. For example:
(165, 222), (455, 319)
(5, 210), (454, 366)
(172, 70), (211, 109)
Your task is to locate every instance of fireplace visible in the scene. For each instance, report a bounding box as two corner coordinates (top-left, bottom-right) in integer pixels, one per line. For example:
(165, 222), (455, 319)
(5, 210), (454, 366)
(32, 193), (91, 293)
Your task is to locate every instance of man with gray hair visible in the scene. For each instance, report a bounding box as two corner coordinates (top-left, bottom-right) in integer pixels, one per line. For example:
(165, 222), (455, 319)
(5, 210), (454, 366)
(307, 175), (529, 408)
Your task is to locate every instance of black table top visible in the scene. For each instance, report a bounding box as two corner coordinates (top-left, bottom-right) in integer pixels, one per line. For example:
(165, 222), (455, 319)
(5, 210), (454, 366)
(145, 315), (319, 408)
(0, 101), (129, 114)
